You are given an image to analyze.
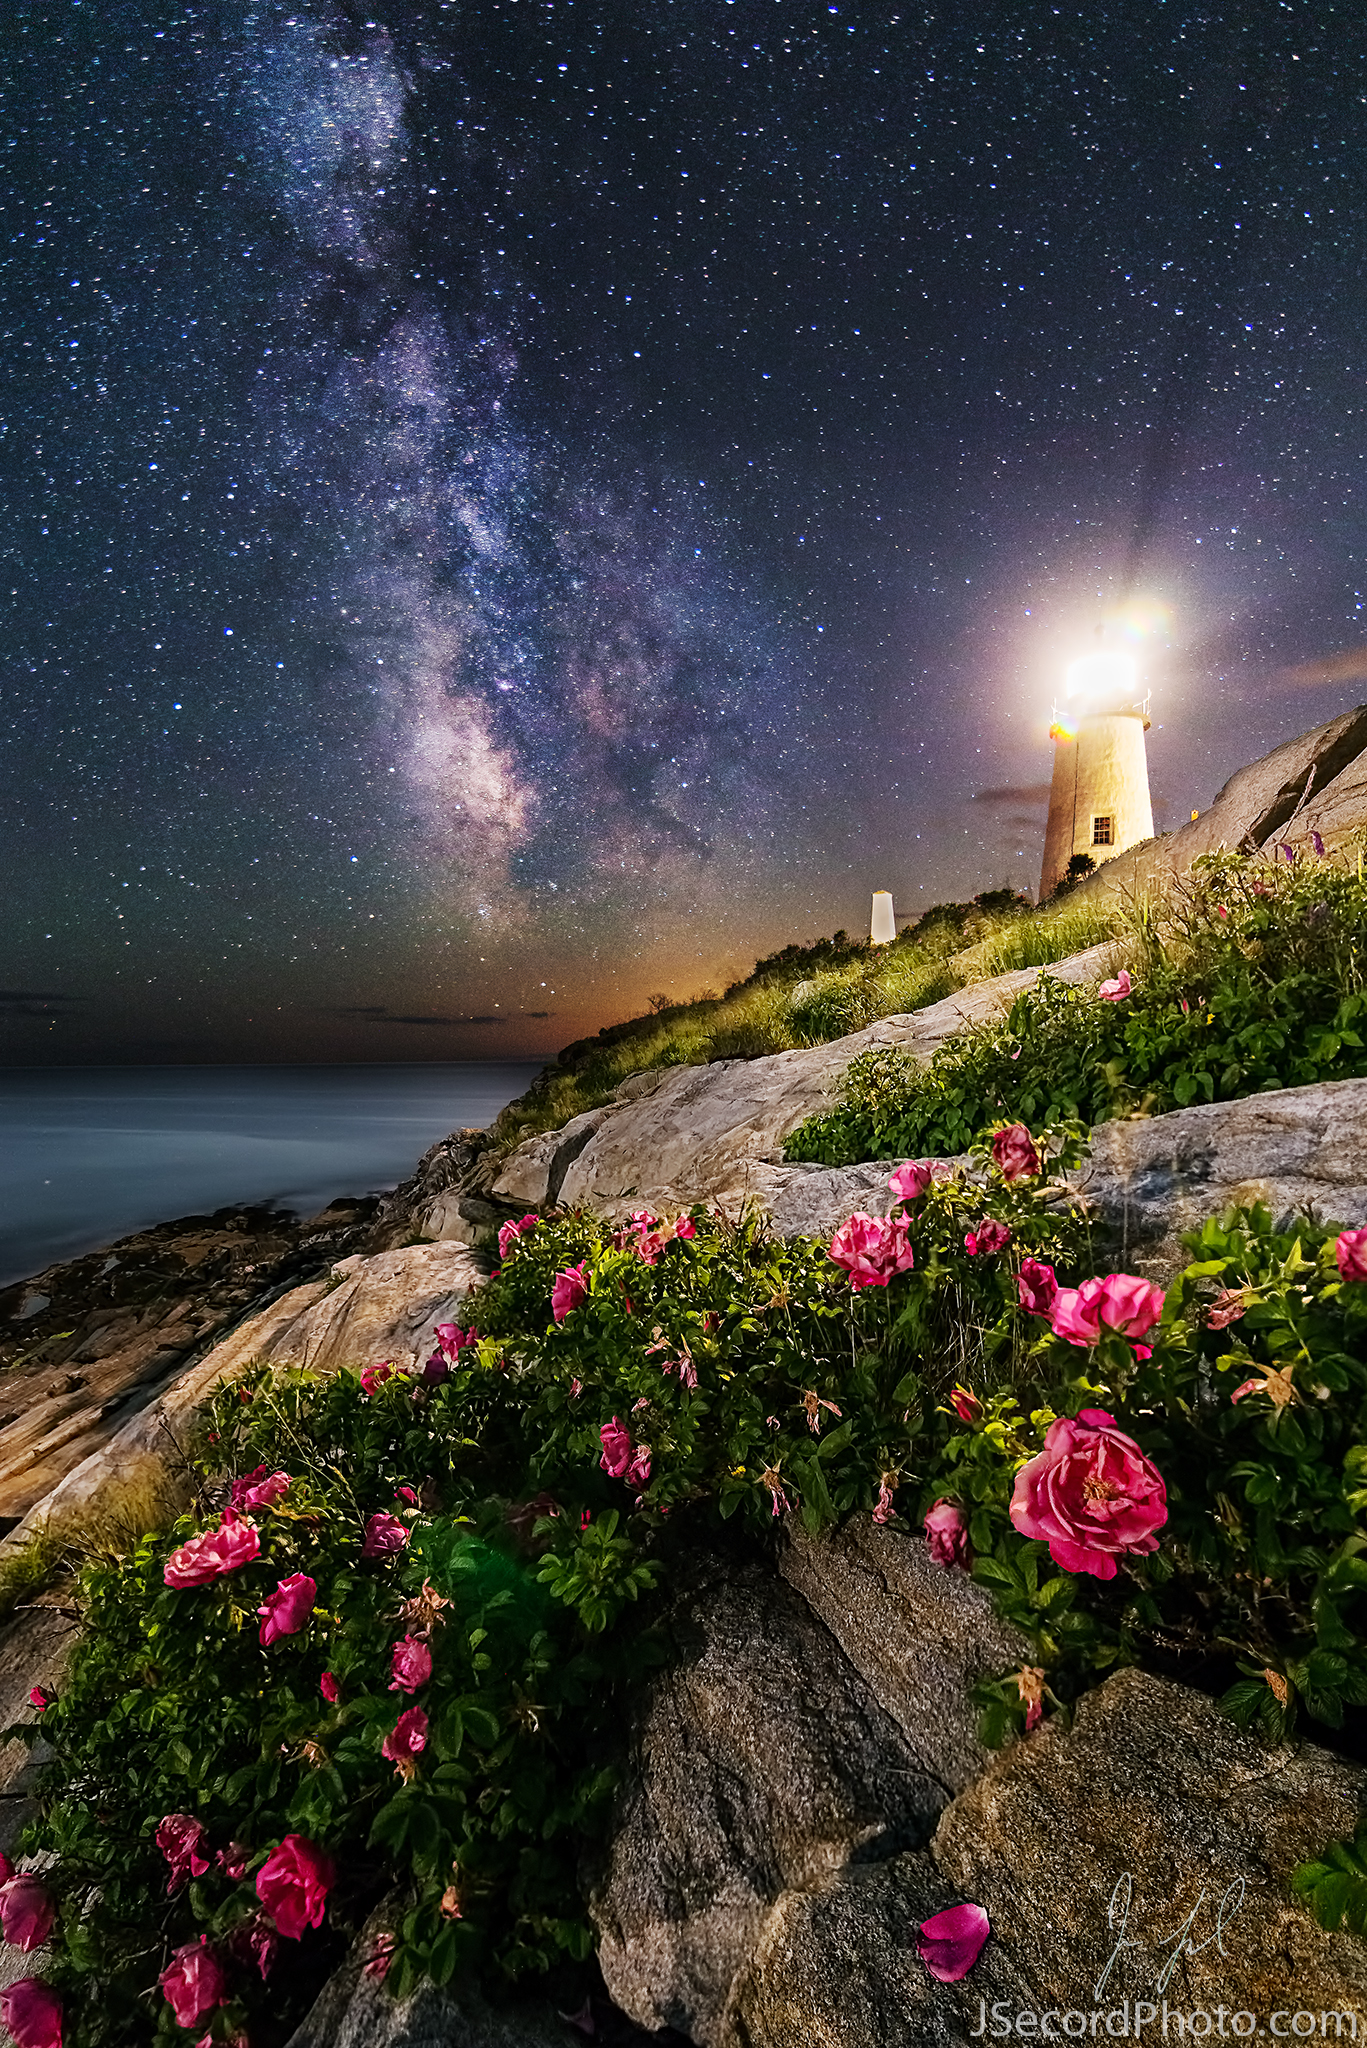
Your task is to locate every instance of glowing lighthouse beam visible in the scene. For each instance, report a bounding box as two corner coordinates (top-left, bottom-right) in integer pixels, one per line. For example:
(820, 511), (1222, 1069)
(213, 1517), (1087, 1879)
(1040, 651), (1154, 901)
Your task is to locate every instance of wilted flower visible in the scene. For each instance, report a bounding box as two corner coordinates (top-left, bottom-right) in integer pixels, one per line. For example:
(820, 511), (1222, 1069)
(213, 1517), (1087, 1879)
(760, 1465), (790, 1518)
(156, 1814), (212, 1894)
(1098, 968), (1132, 1001)
(916, 1901), (991, 1983)
(381, 1705), (429, 1780)
(160, 1938), (228, 2029)
(255, 1835), (334, 1939)
(163, 1510), (260, 1589)
(0, 1979), (63, 2048)
(872, 1478), (896, 1525)
(440, 1884), (463, 1920)
(991, 1124), (1040, 1181)
(230, 1465), (291, 1512)
(229, 1915), (277, 1980)
(924, 1499), (971, 1570)
(887, 1159), (933, 1204)
(257, 1573), (316, 1649)
(389, 1635), (433, 1694)
(399, 1579), (452, 1634)
(1205, 1288), (1247, 1330)
(216, 1841), (250, 1883)
(1231, 1366), (1297, 1408)
(964, 1218), (1011, 1257)
(1014, 1665), (1047, 1733)
(551, 1263), (589, 1322)
(363, 1932), (397, 1980)
(1336, 1229), (1367, 1284)
(0, 1876), (56, 1952)
(828, 1209), (915, 1290)
(802, 1390), (843, 1435)
(362, 1511), (409, 1559)
(1009, 1409), (1167, 1579)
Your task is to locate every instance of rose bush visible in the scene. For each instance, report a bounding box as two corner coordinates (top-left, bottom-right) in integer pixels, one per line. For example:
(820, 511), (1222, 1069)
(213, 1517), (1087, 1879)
(15, 1143), (1367, 2039)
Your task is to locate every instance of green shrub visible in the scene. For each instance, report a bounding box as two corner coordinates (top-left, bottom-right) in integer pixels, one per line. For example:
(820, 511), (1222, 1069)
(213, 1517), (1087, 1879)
(786, 845), (1367, 1167)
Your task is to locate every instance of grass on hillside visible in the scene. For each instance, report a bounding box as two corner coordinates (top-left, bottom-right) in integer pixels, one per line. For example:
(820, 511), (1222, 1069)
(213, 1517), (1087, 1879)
(490, 887), (1128, 1151)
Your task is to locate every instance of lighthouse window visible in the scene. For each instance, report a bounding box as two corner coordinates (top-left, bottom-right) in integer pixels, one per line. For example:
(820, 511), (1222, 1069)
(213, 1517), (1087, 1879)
(1092, 815), (1114, 847)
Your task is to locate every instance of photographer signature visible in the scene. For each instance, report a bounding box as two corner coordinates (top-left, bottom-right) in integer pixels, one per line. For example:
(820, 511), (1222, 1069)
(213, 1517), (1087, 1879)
(1094, 1871), (1247, 2000)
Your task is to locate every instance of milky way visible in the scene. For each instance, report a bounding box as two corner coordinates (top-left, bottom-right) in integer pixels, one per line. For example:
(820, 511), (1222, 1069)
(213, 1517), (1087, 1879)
(4, 1), (1366, 1060)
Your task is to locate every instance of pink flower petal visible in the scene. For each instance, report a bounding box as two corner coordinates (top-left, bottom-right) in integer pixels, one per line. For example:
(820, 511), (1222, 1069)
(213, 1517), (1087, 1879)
(916, 1900), (991, 1982)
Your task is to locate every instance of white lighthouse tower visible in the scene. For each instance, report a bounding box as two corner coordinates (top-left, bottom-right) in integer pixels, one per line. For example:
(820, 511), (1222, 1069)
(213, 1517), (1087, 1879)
(1039, 646), (1153, 901)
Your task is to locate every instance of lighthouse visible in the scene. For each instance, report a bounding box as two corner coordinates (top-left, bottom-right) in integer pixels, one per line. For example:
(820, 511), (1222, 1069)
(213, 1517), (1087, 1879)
(1039, 647), (1153, 901)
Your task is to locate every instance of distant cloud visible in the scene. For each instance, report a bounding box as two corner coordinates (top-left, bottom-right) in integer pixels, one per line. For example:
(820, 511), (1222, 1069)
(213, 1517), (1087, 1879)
(0, 989), (82, 1018)
(331, 1005), (505, 1027)
(971, 784), (1053, 806)
(1282, 647), (1367, 687)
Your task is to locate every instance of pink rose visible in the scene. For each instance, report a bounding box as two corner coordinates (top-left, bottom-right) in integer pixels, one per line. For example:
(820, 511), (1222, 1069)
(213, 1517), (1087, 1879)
(917, 1901), (991, 1983)
(255, 1835), (334, 1940)
(924, 1499), (972, 1571)
(674, 1216), (698, 1240)
(599, 1417), (633, 1479)
(362, 1511), (409, 1558)
(0, 1980), (64, 2048)
(964, 1218), (1011, 1257)
(1009, 1410), (1167, 1579)
(156, 1813), (212, 1893)
(1336, 1229), (1367, 1284)
(257, 1573), (316, 1648)
(436, 1322), (479, 1358)
(497, 1213), (539, 1258)
(382, 1705), (429, 1768)
(0, 1877), (55, 1952)
(389, 1635), (433, 1693)
(951, 1386), (982, 1424)
(828, 1210), (915, 1290)
(26, 1690), (52, 1713)
(360, 1360), (397, 1396)
(1050, 1273), (1164, 1347)
(888, 1159), (933, 1203)
(1017, 1259), (1058, 1317)
(160, 1938), (228, 2029)
(551, 1263), (589, 1322)
(991, 1124), (1041, 1181)
(320, 1671), (340, 1704)
(1098, 969), (1132, 1001)
(163, 1510), (260, 1588)
(0, 1855), (13, 1886)
(230, 1465), (290, 1512)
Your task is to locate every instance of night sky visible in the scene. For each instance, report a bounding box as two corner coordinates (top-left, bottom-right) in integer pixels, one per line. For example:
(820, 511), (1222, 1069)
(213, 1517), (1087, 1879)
(4, 0), (1366, 1062)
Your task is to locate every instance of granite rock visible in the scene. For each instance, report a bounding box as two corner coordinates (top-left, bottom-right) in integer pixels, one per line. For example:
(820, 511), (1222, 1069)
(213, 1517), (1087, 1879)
(590, 1560), (953, 2047)
(1074, 1076), (1367, 1276)
(544, 946), (1117, 1221)
(779, 1515), (1031, 1797)
(731, 1670), (1367, 2045)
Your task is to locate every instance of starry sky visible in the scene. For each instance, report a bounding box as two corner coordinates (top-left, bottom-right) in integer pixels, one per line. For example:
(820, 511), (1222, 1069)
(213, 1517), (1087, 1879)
(4, 0), (1366, 1062)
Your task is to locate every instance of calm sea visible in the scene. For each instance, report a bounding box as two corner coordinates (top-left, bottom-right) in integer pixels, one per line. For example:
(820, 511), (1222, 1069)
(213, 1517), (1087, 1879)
(0, 1064), (544, 1289)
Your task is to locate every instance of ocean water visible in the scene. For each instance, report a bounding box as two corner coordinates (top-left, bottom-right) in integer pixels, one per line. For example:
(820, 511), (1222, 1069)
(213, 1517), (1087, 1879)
(0, 1064), (544, 1289)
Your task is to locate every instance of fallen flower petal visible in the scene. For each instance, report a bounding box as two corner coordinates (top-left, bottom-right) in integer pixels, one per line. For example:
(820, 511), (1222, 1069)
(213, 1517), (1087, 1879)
(916, 1901), (991, 1982)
